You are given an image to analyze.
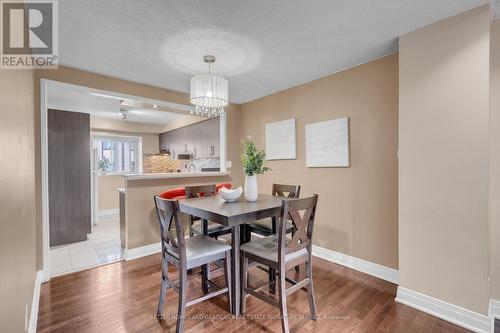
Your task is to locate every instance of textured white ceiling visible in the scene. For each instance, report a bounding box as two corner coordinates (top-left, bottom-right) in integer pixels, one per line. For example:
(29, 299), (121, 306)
(59, 0), (490, 103)
(47, 85), (186, 125)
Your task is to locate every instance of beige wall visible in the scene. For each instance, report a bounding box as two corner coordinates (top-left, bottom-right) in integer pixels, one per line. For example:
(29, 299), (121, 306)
(0, 71), (38, 332)
(490, 18), (500, 301)
(98, 175), (124, 211)
(239, 55), (399, 269)
(125, 175), (232, 249)
(399, 5), (490, 315)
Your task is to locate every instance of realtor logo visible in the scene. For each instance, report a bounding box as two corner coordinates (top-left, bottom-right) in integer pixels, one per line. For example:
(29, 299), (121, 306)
(1, 0), (58, 68)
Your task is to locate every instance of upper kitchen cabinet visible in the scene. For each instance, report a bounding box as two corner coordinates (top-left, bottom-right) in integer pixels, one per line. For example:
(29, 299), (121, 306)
(201, 117), (220, 158)
(184, 124), (202, 158)
(158, 117), (220, 159)
(159, 132), (168, 151)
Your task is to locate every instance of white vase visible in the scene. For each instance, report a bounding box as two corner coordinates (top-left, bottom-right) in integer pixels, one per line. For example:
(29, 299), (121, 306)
(244, 175), (258, 202)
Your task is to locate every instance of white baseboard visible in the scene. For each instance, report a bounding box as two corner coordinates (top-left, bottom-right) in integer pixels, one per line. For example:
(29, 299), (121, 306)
(98, 208), (119, 217)
(311, 245), (399, 284)
(28, 270), (43, 333)
(396, 287), (490, 333)
(490, 299), (500, 333)
(124, 242), (162, 261)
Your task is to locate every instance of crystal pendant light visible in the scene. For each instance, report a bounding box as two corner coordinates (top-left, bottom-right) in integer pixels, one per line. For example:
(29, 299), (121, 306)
(190, 55), (228, 117)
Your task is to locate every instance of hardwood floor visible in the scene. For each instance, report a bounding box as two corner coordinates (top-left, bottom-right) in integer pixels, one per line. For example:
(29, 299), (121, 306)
(37, 255), (470, 332)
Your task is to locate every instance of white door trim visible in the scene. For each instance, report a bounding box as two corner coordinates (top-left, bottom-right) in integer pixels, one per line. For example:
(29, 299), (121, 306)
(27, 271), (43, 333)
(311, 245), (399, 284)
(396, 286), (490, 333)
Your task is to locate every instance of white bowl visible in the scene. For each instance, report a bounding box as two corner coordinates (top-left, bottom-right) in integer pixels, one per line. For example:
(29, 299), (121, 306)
(219, 186), (243, 202)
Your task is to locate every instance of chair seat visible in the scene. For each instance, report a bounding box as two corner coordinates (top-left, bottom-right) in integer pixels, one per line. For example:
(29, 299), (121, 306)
(247, 218), (294, 234)
(169, 235), (231, 268)
(191, 221), (231, 235)
(240, 235), (307, 263)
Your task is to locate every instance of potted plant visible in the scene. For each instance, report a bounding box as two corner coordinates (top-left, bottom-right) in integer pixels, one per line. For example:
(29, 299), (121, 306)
(97, 158), (111, 174)
(241, 139), (270, 201)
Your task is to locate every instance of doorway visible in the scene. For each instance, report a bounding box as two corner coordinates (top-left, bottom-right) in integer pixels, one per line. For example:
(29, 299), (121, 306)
(40, 79), (200, 280)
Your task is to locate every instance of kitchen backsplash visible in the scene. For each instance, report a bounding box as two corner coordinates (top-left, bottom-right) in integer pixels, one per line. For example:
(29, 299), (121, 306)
(143, 154), (180, 173)
(143, 154), (220, 173)
(178, 157), (221, 172)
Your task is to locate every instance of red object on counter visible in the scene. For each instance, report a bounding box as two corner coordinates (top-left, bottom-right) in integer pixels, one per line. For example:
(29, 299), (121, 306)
(216, 183), (232, 192)
(158, 187), (186, 200)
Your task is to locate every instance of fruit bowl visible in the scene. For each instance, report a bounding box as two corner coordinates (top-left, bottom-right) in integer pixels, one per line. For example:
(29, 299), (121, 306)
(219, 186), (243, 202)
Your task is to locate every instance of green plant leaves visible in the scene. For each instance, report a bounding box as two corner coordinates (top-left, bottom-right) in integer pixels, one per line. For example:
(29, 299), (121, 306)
(241, 139), (271, 176)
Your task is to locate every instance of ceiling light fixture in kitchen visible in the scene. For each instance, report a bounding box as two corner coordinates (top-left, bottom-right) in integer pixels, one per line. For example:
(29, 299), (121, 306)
(190, 55), (228, 117)
(119, 107), (128, 120)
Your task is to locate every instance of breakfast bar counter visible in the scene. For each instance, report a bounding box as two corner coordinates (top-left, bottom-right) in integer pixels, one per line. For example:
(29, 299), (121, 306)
(119, 172), (235, 259)
(122, 171), (229, 180)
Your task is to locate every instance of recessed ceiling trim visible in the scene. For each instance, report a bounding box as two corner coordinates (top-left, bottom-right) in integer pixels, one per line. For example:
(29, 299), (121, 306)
(45, 79), (194, 113)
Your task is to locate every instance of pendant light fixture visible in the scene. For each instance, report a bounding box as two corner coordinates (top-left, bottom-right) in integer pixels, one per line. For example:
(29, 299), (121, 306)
(190, 55), (228, 117)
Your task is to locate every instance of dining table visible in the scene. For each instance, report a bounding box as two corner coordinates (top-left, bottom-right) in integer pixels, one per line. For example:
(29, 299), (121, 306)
(178, 193), (283, 316)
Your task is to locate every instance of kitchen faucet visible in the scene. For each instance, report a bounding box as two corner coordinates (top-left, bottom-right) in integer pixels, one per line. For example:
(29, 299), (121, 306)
(188, 163), (196, 172)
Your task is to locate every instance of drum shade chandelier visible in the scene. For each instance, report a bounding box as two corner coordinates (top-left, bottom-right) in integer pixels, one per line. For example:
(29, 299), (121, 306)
(190, 55), (228, 117)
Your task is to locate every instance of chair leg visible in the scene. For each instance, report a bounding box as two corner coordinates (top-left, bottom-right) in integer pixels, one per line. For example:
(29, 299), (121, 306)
(241, 253), (248, 314)
(224, 251), (232, 313)
(306, 259), (317, 320)
(201, 219), (210, 293)
(157, 258), (170, 319)
(201, 264), (209, 294)
(176, 268), (187, 333)
(277, 269), (290, 333)
(269, 268), (276, 294)
(291, 229), (300, 274)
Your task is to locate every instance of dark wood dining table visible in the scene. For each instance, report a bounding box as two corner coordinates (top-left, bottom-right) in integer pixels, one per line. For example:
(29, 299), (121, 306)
(178, 194), (283, 316)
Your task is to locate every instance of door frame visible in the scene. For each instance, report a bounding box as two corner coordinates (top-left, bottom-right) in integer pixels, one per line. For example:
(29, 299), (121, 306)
(40, 79), (216, 281)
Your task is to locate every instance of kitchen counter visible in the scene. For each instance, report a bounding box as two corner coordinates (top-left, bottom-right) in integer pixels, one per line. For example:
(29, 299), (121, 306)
(118, 171), (233, 256)
(122, 171), (229, 180)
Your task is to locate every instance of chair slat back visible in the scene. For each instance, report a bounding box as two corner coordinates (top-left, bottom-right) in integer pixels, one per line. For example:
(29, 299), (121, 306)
(154, 196), (185, 258)
(277, 195), (318, 261)
(272, 184), (301, 198)
(185, 184), (217, 199)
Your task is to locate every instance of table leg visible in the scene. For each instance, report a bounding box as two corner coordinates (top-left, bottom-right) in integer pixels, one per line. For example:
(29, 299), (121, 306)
(201, 219), (209, 294)
(240, 224), (247, 244)
(231, 225), (240, 316)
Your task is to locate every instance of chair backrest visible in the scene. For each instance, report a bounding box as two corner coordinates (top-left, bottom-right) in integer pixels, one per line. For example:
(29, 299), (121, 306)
(159, 187), (186, 199)
(272, 183), (301, 198)
(277, 195), (318, 262)
(154, 196), (186, 260)
(185, 184), (217, 199)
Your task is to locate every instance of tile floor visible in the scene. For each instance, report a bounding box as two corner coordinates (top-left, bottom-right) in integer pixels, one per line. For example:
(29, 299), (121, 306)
(49, 214), (123, 277)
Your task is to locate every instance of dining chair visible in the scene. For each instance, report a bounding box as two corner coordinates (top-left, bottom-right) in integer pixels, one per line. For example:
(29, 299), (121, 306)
(185, 184), (232, 293)
(154, 196), (232, 333)
(245, 183), (302, 285)
(240, 195), (318, 333)
(185, 184), (232, 238)
(159, 187), (186, 200)
(245, 184), (301, 239)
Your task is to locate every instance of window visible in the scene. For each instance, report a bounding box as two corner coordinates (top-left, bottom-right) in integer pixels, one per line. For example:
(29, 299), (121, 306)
(94, 136), (141, 174)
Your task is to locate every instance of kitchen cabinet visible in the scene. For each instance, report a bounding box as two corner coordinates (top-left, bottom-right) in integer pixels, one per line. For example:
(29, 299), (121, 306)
(201, 117), (220, 158)
(159, 132), (167, 151)
(159, 117), (220, 159)
(185, 123), (202, 158)
(48, 109), (91, 246)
